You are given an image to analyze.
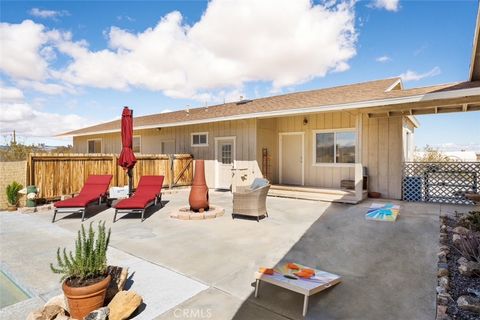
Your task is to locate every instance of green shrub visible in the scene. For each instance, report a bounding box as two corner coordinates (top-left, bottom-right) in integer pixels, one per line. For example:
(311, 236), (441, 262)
(50, 221), (111, 285)
(459, 211), (480, 232)
(6, 181), (23, 206)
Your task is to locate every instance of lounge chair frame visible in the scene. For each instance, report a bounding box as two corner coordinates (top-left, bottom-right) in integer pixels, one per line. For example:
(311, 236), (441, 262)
(113, 194), (162, 222)
(52, 196), (106, 223)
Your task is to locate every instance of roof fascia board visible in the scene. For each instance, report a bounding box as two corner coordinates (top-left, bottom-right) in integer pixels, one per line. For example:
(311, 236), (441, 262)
(62, 86), (480, 137)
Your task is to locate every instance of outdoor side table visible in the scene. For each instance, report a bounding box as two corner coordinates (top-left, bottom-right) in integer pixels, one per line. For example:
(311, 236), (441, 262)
(254, 263), (341, 317)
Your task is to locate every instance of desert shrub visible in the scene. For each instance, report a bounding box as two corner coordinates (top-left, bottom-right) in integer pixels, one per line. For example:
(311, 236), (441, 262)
(6, 181), (23, 205)
(454, 232), (480, 264)
(50, 221), (110, 285)
(459, 211), (480, 232)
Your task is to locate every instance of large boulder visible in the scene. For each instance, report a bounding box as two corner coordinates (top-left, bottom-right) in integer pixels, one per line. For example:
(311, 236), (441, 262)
(457, 295), (480, 314)
(26, 305), (65, 320)
(44, 294), (68, 311)
(108, 291), (142, 320)
(105, 266), (129, 304)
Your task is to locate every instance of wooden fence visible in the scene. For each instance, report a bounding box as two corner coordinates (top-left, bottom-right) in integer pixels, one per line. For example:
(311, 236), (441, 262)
(27, 153), (193, 199)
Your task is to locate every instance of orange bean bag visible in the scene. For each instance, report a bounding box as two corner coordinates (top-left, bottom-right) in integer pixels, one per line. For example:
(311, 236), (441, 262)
(259, 267), (274, 275)
(287, 263), (300, 270)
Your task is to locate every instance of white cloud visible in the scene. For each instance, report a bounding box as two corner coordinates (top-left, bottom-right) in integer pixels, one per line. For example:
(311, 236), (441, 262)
(16, 79), (76, 95)
(0, 85), (91, 137)
(399, 66), (441, 82)
(370, 0), (400, 11)
(376, 55), (391, 63)
(0, 86), (24, 102)
(29, 8), (69, 19)
(2, 0), (356, 99)
(0, 20), (51, 80)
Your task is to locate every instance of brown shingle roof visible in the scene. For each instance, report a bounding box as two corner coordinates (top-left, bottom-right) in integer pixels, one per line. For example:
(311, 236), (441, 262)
(61, 78), (480, 136)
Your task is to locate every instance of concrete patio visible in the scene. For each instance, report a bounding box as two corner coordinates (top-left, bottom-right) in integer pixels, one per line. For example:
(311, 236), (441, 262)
(0, 189), (471, 319)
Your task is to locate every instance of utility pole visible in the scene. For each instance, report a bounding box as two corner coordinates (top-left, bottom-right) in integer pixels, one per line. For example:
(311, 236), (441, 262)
(12, 130), (16, 144)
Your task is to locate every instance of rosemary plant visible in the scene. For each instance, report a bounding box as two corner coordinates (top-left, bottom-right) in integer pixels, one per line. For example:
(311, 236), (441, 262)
(50, 221), (111, 284)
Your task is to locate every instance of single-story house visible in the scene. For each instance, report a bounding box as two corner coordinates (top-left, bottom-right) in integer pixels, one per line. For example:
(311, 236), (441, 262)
(62, 11), (480, 203)
(62, 77), (480, 202)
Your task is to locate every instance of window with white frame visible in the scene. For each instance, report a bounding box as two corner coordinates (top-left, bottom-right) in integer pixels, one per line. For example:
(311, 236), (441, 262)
(133, 136), (141, 153)
(191, 132), (208, 147)
(87, 139), (102, 153)
(314, 130), (356, 164)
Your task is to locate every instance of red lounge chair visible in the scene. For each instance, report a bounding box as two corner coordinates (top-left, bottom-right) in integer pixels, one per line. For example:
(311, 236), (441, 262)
(53, 175), (113, 223)
(114, 175), (164, 222)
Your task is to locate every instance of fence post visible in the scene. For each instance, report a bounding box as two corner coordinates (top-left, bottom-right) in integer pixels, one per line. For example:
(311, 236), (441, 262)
(169, 154), (174, 189)
(112, 154), (118, 186)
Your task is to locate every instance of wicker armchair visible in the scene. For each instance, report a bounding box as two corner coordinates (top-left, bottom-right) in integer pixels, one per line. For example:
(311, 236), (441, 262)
(232, 178), (271, 221)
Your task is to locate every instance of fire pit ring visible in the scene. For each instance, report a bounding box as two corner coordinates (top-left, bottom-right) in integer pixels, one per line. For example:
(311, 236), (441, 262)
(170, 205), (225, 220)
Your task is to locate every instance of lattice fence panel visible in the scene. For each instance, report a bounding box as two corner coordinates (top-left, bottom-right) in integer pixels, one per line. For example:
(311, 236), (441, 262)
(402, 162), (480, 205)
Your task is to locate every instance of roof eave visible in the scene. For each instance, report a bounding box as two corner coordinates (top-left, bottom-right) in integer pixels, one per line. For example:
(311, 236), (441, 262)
(60, 84), (480, 137)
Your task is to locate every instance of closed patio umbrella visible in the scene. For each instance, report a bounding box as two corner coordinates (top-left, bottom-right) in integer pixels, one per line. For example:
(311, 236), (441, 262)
(118, 106), (137, 196)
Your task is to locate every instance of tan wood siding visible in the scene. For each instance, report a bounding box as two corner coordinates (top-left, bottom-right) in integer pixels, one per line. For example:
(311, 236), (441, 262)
(257, 111), (357, 188)
(360, 113), (403, 199)
(73, 119), (260, 187)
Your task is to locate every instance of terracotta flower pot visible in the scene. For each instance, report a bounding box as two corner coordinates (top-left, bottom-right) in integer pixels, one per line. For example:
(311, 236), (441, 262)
(62, 274), (111, 319)
(189, 160), (209, 212)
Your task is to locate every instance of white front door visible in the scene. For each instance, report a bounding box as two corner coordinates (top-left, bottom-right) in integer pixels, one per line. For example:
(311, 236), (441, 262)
(280, 133), (304, 185)
(215, 137), (235, 189)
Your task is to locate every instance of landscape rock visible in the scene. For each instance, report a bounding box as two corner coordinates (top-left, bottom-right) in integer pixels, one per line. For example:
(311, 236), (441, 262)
(26, 305), (65, 320)
(436, 305), (449, 320)
(438, 276), (449, 289)
(84, 307), (109, 320)
(452, 233), (463, 246)
(458, 259), (480, 277)
(437, 292), (451, 305)
(44, 294), (68, 311)
(436, 286), (447, 295)
(108, 290), (142, 320)
(437, 267), (449, 277)
(105, 266), (129, 303)
(453, 226), (470, 236)
(457, 295), (480, 314)
(438, 251), (447, 263)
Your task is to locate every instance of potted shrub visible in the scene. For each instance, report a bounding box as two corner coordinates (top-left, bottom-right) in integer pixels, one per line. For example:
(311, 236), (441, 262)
(50, 221), (111, 319)
(6, 181), (23, 211)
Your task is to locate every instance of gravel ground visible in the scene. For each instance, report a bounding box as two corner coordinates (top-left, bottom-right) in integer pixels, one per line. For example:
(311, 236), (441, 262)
(445, 215), (480, 320)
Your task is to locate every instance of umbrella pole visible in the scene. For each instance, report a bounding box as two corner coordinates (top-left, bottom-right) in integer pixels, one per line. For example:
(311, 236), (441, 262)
(128, 168), (133, 197)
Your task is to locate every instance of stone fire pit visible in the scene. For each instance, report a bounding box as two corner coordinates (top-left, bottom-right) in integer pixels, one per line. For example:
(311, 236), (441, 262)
(170, 205), (225, 220)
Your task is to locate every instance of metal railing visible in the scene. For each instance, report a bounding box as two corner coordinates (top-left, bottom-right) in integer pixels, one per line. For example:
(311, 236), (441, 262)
(402, 162), (480, 205)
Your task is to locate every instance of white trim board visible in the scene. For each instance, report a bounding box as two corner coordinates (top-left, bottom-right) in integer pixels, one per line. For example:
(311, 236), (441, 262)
(311, 129), (357, 166)
(191, 132), (209, 147)
(87, 138), (103, 153)
(62, 86), (480, 137)
(278, 132), (305, 186)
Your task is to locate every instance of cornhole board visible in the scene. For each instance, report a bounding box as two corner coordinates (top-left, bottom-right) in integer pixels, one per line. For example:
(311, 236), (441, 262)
(254, 263), (341, 317)
(365, 202), (400, 222)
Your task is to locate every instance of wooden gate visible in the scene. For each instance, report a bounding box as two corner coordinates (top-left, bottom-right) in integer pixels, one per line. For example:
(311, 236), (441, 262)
(28, 153), (193, 199)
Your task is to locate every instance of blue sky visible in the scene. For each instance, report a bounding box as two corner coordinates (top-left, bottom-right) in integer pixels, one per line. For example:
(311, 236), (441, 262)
(0, 0), (479, 151)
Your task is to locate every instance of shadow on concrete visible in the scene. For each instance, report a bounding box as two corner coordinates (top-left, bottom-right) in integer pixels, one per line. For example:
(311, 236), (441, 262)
(114, 201), (169, 222)
(231, 202), (439, 320)
(55, 204), (110, 222)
